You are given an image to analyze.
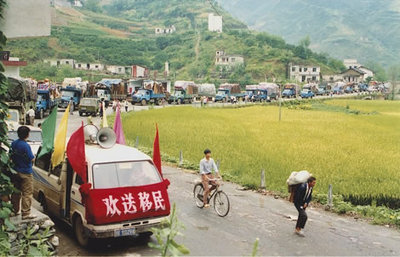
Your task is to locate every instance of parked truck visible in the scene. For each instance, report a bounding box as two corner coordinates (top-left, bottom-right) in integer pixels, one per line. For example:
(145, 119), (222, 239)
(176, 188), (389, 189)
(282, 83), (300, 98)
(258, 82), (279, 101)
(59, 86), (83, 111)
(33, 127), (171, 247)
(169, 81), (197, 104)
(131, 89), (165, 106)
(215, 84), (245, 103)
(36, 83), (60, 119)
(197, 83), (216, 101)
(5, 77), (37, 125)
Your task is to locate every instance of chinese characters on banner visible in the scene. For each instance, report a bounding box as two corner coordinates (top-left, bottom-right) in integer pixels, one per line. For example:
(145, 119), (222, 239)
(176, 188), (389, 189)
(85, 180), (170, 225)
(103, 190), (166, 217)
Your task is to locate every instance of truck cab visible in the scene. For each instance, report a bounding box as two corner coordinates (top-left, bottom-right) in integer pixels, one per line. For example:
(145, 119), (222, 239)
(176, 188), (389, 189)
(59, 87), (82, 110)
(215, 89), (230, 102)
(168, 89), (193, 104)
(131, 89), (165, 106)
(300, 89), (314, 99)
(33, 142), (170, 247)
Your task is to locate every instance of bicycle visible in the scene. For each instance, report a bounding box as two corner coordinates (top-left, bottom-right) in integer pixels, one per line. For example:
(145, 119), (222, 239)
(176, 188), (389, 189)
(193, 178), (230, 217)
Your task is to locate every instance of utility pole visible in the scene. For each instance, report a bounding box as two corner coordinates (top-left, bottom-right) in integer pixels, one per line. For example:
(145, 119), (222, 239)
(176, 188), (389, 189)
(279, 83), (282, 122)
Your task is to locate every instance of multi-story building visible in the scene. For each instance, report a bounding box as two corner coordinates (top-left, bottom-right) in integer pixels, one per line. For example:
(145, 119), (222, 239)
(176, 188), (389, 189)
(208, 13), (222, 33)
(45, 59), (75, 68)
(155, 25), (176, 34)
(106, 65), (126, 75)
(215, 50), (244, 66)
(288, 63), (320, 83)
(75, 62), (105, 71)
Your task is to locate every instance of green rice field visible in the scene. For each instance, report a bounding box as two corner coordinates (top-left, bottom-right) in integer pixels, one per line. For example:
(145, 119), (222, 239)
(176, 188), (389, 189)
(121, 100), (400, 204)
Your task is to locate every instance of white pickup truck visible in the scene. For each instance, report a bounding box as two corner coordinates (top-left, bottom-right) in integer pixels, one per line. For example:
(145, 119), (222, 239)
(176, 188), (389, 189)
(33, 142), (171, 247)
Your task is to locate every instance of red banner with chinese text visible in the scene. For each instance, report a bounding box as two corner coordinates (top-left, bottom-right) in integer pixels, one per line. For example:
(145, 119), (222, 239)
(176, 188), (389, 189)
(84, 179), (170, 225)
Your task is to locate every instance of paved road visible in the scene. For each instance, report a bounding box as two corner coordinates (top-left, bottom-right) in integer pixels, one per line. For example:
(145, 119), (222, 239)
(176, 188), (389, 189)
(33, 93), (400, 256)
(38, 165), (400, 256)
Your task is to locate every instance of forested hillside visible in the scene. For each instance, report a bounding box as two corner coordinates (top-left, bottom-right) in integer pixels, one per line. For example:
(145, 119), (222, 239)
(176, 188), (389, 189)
(7, 0), (345, 83)
(218, 0), (400, 67)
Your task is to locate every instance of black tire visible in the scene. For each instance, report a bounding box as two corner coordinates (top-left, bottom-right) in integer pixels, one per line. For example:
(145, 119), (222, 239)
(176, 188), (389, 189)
(38, 192), (48, 213)
(193, 183), (204, 208)
(213, 191), (230, 217)
(178, 99), (182, 105)
(157, 99), (163, 105)
(73, 215), (90, 247)
(79, 112), (83, 116)
(141, 99), (147, 106)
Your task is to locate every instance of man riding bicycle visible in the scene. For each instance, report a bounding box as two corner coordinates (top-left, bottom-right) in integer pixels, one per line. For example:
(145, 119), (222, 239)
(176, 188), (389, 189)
(200, 149), (221, 208)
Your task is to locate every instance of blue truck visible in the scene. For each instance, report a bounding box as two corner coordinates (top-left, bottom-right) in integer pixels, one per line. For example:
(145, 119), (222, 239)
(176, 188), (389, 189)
(59, 86), (83, 111)
(300, 88), (315, 99)
(282, 84), (300, 98)
(36, 89), (60, 119)
(215, 84), (245, 103)
(131, 89), (166, 106)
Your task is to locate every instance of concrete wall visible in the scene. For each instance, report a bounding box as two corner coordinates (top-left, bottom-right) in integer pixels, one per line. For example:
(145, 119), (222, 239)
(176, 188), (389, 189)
(0, 0), (51, 38)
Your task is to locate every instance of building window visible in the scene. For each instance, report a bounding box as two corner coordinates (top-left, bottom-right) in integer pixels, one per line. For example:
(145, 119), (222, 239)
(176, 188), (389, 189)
(312, 67), (317, 72)
(231, 58), (235, 62)
(66, 61), (69, 64)
(304, 67), (308, 72)
(95, 65), (99, 68)
(312, 76), (316, 81)
(302, 76), (306, 82)
(118, 68), (122, 72)
(78, 64), (81, 68)
(299, 68), (302, 72)
(292, 67), (296, 72)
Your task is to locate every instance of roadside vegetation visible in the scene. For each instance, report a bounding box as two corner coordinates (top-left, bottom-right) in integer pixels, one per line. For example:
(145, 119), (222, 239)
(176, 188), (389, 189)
(120, 99), (400, 226)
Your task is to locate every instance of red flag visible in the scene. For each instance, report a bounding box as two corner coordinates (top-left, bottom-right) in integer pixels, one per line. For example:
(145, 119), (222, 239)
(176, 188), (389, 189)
(153, 124), (162, 176)
(67, 122), (87, 183)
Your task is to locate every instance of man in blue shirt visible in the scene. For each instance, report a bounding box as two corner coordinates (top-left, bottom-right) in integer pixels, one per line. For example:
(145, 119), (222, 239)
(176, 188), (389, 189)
(10, 126), (36, 220)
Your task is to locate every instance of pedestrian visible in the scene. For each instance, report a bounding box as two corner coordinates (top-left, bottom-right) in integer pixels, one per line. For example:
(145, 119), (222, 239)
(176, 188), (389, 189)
(124, 100), (129, 112)
(202, 96), (208, 106)
(37, 123), (42, 129)
(69, 97), (74, 115)
(99, 101), (103, 118)
(294, 176), (316, 237)
(10, 126), (36, 220)
(26, 106), (35, 126)
(112, 100), (117, 112)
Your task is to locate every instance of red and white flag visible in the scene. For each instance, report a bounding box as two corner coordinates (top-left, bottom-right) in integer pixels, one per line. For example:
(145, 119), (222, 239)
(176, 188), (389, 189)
(153, 124), (162, 176)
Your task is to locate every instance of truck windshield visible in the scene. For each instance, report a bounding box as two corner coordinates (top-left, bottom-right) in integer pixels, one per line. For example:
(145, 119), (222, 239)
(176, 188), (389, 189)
(217, 90), (226, 96)
(283, 89), (291, 94)
(37, 94), (44, 102)
(301, 89), (309, 93)
(92, 161), (162, 189)
(80, 99), (95, 105)
(61, 90), (75, 98)
(6, 110), (19, 123)
(136, 90), (148, 95)
(174, 91), (183, 96)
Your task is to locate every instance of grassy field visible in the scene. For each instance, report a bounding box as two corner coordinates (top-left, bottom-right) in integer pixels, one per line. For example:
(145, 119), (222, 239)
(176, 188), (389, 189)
(121, 100), (400, 203)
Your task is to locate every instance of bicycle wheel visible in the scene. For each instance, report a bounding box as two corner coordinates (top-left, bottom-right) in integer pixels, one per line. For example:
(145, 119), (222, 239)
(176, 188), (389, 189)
(193, 183), (205, 208)
(213, 191), (230, 217)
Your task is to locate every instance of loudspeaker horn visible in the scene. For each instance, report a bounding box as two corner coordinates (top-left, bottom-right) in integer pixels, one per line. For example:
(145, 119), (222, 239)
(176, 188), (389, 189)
(83, 124), (99, 144)
(96, 127), (116, 149)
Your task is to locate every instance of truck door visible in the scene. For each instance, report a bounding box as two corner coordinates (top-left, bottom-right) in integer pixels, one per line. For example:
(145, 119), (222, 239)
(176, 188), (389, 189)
(70, 170), (87, 221)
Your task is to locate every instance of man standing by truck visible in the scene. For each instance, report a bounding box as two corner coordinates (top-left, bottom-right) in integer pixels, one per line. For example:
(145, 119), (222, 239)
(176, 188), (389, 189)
(10, 126), (36, 220)
(26, 106), (35, 126)
(199, 149), (221, 208)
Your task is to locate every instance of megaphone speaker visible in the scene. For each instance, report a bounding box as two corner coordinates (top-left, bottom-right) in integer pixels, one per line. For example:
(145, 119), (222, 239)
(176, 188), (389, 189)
(83, 124), (99, 144)
(96, 127), (116, 149)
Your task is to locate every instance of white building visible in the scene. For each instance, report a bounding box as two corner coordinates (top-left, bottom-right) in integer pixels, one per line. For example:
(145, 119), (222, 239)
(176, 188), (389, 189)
(288, 63), (320, 83)
(73, 0), (83, 7)
(208, 13), (222, 33)
(45, 59), (75, 68)
(155, 25), (176, 34)
(106, 65), (126, 75)
(1, 57), (27, 78)
(75, 63), (105, 71)
(344, 59), (362, 69)
(215, 50), (243, 66)
(343, 59), (374, 80)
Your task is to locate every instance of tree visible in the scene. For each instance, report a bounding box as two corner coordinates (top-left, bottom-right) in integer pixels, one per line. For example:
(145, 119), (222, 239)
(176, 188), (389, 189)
(299, 35), (311, 49)
(84, 0), (102, 13)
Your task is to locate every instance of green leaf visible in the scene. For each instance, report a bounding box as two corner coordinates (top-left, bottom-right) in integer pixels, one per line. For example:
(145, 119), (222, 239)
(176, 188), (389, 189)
(4, 218), (16, 231)
(27, 245), (43, 257)
(170, 240), (190, 255)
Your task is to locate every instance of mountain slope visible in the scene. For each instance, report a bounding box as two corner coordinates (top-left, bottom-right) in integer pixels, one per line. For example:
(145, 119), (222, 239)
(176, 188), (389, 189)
(218, 0), (400, 67)
(7, 0), (344, 83)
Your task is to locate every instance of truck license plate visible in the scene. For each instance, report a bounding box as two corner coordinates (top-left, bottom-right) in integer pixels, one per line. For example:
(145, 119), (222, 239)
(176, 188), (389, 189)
(114, 228), (136, 237)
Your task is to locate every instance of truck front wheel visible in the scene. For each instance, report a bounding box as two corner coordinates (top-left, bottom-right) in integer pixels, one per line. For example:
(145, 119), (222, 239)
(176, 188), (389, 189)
(73, 215), (90, 247)
(158, 99), (163, 105)
(141, 99), (147, 106)
(178, 99), (182, 105)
